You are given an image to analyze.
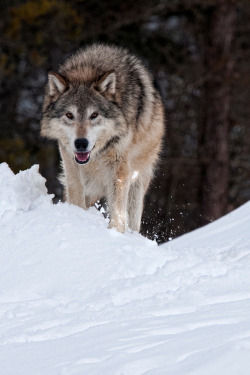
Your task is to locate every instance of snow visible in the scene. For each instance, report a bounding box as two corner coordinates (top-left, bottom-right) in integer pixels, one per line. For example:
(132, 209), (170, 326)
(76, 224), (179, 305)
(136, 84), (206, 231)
(1, 163), (250, 374)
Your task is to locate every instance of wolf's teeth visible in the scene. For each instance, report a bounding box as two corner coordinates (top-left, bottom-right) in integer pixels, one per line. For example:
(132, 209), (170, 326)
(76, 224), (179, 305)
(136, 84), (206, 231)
(74, 154), (90, 165)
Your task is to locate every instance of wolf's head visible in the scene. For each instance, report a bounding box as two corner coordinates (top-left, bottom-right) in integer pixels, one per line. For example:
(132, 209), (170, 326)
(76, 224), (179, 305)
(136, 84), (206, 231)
(41, 70), (125, 165)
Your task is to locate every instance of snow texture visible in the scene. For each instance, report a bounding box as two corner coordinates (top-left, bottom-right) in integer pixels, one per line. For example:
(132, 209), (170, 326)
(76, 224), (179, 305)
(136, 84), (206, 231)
(1, 163), (250, 374)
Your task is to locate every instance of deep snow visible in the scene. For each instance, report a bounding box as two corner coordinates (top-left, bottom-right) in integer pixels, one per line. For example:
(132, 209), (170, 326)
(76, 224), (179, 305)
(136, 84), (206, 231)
(1, 163), (250, 374)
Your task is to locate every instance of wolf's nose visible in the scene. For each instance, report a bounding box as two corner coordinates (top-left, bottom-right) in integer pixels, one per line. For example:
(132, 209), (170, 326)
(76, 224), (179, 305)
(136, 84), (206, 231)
(75, 138), (89, 151)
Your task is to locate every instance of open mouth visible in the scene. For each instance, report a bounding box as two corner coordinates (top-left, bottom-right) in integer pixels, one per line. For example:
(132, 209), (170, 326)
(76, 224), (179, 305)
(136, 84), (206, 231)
(74, 151), (91, 165)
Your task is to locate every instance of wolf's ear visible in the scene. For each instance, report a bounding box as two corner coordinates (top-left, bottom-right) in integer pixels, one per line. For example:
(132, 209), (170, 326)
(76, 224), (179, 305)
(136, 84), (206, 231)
(47, 72), (68, 97)
(94, 71), (116, 95)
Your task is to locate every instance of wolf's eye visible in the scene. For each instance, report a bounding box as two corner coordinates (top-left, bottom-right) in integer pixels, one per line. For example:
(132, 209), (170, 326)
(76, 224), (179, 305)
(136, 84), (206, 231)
(90, 112), (98, 120)
(66, 112), (74, 120)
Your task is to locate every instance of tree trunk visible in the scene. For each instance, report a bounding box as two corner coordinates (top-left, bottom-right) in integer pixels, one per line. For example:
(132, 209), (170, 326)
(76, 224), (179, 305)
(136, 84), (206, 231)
(200, 0), (236, 223)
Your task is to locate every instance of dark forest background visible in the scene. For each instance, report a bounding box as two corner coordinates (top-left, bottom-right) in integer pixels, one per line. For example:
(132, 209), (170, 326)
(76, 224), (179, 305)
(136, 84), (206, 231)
(0, 0), (249, 243)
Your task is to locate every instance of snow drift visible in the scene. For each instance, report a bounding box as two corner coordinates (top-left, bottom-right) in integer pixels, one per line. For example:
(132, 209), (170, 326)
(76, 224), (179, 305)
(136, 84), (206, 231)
(1, 163), (250, 374)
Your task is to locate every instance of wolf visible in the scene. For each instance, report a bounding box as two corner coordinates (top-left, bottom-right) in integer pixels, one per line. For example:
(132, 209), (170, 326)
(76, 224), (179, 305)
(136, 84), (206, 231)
(41, 44), (165, 233)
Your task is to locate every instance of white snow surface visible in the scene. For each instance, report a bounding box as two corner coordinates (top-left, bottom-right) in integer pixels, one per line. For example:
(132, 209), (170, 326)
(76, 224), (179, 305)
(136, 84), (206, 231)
(1, 163), (250, 374)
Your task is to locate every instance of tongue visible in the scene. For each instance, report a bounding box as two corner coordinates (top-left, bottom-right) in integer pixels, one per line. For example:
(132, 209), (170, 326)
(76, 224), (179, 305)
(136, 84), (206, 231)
(75, 152), (90, 162)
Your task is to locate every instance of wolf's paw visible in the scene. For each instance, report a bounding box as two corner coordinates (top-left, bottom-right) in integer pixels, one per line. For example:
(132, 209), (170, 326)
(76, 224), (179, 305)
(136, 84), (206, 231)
(108, 219), (125, 233)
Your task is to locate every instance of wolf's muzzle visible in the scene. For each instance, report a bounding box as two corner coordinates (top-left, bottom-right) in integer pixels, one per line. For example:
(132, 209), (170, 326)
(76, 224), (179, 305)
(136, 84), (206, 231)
(74, 138), (91, 165)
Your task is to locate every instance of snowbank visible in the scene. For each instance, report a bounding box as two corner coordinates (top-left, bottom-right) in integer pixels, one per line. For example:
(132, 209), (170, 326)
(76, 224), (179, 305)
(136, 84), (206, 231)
(1, 163), (250, 374)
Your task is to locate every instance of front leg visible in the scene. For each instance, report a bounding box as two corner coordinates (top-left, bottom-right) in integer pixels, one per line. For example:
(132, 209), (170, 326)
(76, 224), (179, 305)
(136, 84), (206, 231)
(59, 143), (88, 209)
(107, 162), (130, 233)
(127, 172), (152, 232)
(127, 179), (144, 232)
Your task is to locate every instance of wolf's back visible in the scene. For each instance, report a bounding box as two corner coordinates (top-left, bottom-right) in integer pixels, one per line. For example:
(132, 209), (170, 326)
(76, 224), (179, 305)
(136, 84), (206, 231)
(59, 44), (148, 83)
